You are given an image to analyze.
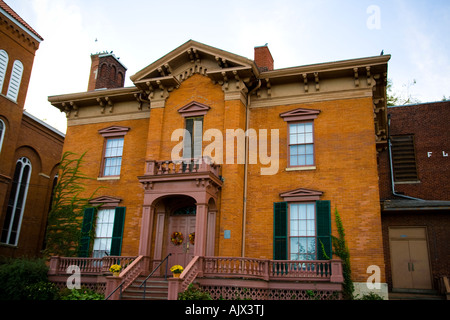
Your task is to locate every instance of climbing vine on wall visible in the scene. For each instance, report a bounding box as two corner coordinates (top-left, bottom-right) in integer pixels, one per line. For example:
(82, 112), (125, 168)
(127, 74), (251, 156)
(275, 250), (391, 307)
(44, 151), (101, 257)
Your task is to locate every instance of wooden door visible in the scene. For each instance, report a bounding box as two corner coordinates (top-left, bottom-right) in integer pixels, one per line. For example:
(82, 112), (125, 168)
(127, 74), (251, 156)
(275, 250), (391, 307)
(389, 227), (432, 290)
(168, 214), (196, 268)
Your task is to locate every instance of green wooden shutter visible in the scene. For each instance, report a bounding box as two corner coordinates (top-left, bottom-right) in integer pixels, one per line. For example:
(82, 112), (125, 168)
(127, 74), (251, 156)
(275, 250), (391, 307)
(273, 202), (288, 260)
(79, 207), (95, 257)
(316, 200), (332, 260)
(110, 207), (126, 256)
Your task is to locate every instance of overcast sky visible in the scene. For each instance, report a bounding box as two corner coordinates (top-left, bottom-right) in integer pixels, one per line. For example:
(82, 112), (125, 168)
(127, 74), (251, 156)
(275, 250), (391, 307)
(6, 0), (450, 133)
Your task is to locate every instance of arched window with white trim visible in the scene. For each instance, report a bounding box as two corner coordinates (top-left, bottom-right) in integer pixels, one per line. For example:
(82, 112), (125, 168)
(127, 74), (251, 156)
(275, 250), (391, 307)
(0, 119), (5, 153)
(0, 49), (8, 93)
(6, 60), (23, 101)
(1, 157), (32, 245)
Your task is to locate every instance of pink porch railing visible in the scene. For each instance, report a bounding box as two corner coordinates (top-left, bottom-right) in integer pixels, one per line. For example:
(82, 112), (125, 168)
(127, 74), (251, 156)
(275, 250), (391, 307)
(168, 256), (344, 300)
(144, 157), (220, 177)
(48, 256), (136, 275)
(49, 255), (344, 300)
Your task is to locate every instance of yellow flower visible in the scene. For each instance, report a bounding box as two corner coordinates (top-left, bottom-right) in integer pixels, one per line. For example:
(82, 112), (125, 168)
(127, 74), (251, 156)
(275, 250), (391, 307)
(109, 264), (122, 273)
(170, 265), (184, 273)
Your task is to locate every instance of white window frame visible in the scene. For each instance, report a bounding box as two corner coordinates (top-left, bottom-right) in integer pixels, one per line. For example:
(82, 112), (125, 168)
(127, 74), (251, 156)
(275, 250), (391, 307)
(0, 119), (5, 153)
(1, 157), (32, 246)
(289, 203), (317, 261)
(92, 208), (115, 258)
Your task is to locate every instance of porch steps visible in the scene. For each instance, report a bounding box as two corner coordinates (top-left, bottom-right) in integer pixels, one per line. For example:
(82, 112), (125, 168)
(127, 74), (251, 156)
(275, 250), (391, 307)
(121, 277), (168, 300)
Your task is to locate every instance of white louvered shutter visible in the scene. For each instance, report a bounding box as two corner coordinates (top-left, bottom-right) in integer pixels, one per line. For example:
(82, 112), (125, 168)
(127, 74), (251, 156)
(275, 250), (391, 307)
(0, 50), (8, 92)
(6, 60), (23, 101)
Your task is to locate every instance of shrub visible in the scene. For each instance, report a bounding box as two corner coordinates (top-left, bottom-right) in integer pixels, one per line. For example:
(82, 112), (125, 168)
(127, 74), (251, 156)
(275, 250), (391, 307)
(59, 287), (104, 300)
(24, 281), (60, 300)
(0, 257), (49, 300)
(356, 292), (384, 300)
(178, 283), (212, 300)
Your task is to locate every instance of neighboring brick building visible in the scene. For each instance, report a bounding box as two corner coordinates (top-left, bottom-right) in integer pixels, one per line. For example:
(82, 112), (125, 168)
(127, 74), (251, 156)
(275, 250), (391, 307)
(378, 101), (450, 294)
(49, 40), (390, 298)
(0, 1), (64, 257)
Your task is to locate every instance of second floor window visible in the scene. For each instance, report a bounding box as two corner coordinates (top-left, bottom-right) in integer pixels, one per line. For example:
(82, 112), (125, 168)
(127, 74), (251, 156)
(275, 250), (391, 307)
(183, 117), (203, 159)
(103, 137), (124, 176)
(289, 122), (314, 167)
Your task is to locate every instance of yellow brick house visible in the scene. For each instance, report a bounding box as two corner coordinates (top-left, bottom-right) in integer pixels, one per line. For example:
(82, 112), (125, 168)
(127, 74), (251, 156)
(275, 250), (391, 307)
(47, 40), (390, 300)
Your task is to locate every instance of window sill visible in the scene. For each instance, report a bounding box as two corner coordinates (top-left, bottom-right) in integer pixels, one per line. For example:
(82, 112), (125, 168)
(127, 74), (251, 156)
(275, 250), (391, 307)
(97, 176), (121, 181)
(285, 166), (316, 172)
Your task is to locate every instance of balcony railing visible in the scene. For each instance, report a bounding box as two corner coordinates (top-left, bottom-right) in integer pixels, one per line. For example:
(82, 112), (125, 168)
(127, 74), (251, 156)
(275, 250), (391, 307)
(144, 157), (220, 177)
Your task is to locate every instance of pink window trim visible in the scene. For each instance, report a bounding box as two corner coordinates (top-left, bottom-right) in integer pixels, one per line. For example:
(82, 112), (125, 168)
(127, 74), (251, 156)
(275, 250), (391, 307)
(98, 125), (130, 138)
(279, 107), (320, 122)
(177, 101), (211, 118)
(89, 195), (122, 208)
(279, 187), (323, 202)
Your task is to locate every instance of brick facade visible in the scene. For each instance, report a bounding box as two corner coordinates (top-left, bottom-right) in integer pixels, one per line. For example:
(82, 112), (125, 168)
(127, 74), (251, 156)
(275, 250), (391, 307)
(49, 40), (390, 291)
(0, 1), (64, 257)
(378, 101), (450, 292)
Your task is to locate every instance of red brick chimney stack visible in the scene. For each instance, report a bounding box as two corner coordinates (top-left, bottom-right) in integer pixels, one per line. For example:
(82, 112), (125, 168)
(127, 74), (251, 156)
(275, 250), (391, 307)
(87, 52), (127, 91)
(254, 44), (274, 72)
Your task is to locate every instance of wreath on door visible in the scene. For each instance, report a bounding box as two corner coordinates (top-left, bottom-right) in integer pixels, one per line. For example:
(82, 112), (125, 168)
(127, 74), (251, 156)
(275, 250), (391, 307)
(189, 232), (195, 245)
(171, 231), (184, 246)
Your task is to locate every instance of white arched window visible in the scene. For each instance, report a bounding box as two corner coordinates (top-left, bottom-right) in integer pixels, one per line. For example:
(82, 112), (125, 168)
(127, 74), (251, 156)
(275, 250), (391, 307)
(0, 119), (5, 153)
(0, 49), (8, 92)
(6, 60), (23, 101)
(1, 157), (32, 245)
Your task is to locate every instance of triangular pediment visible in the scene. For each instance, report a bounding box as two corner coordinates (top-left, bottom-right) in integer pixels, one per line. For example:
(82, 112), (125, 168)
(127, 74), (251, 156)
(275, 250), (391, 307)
(89, 195), (122, 207)
(280, 108), (321, 122)
(279, 188), (323, 201)
(130, 40), (258, 89)
(98, 125), (130, 137)
(178, 101), (211, 117)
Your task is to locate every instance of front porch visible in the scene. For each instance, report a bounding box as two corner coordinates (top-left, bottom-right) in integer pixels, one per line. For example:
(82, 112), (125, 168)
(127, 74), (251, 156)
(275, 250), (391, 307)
(47, 255), (344, 300)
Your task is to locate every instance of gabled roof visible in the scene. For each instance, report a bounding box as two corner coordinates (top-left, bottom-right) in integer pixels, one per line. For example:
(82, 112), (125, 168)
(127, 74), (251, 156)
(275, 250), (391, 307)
(0, 0), (43, 41)
(130, 40), (259, 86)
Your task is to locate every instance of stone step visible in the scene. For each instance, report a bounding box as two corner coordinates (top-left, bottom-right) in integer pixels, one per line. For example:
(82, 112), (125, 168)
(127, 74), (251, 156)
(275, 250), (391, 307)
(121, 277), (168, 300)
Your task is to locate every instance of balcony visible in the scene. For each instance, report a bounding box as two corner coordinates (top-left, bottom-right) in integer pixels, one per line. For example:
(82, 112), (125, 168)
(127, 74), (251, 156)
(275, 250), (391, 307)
(144, 157), (220, 177)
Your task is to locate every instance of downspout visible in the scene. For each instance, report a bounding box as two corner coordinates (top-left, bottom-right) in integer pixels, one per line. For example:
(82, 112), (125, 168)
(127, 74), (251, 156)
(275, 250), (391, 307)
(387, 114), (423, 201)
(242, 79), (261, 258)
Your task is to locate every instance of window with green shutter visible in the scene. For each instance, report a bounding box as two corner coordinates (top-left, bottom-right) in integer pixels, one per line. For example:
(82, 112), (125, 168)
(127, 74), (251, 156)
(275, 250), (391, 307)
(316, 200), (332, 260)
(79, 206), (126, 257)
(273, 200), (332, 261)
(79, 207), (95, 257)
(110, 207), (126, 256)
(273, 202), (288, 260)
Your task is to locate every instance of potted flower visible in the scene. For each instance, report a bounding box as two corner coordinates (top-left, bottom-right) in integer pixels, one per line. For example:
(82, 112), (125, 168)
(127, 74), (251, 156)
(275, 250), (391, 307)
(109, 264), (122, 276)
(170, 265), (184, 278)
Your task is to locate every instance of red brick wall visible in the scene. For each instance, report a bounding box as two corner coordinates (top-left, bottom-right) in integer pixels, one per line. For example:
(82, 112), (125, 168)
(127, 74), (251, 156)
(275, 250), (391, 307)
(379, 102), (450, 201)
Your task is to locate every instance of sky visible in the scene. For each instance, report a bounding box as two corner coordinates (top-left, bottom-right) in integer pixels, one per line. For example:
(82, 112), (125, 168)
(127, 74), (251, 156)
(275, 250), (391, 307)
(5, 0), (450, 133)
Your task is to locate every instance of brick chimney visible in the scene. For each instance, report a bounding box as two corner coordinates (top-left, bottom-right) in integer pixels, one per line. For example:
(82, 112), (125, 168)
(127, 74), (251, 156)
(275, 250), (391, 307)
(87, 52), (127, 91)
(254, 44), (274, 72)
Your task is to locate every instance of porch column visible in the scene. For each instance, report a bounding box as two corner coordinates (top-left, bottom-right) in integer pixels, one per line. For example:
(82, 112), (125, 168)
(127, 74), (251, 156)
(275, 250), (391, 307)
(139, 205), (155, 257)
(194, 203), (208, 256)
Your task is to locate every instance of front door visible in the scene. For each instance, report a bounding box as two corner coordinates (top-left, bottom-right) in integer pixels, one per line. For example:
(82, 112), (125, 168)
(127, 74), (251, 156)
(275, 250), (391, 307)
(168, 210), (196, 269)
(389, 227), (432, 290)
